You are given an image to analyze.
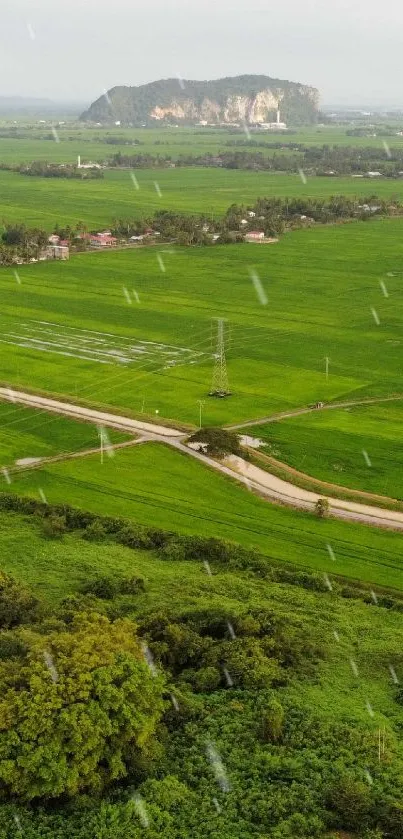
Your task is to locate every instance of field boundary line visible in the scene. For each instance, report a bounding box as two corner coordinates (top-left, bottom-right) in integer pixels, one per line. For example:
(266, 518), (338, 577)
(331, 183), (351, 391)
(5, 437), (145, 477)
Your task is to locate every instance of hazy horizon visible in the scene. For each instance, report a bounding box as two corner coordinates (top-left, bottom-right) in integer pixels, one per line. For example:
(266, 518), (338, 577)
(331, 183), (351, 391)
(1, 0), (403, 108)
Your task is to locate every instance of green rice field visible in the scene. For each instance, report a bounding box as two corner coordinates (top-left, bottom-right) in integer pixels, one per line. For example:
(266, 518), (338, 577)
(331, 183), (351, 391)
(2, 166), (403, 228)
(248, 401), (403, 501)
(1, 218), (403, 427)
(1, 122), (403, 166)
(0, 402), (129, 466)
(3, 440), (403, 591)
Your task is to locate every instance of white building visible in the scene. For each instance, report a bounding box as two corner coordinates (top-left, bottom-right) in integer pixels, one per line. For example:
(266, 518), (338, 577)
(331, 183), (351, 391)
(259, 109), (287, 130)
(77, 155), (102, 170)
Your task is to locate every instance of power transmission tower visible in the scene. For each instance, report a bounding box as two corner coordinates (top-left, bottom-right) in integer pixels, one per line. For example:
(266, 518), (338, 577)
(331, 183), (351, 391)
(209, 318), (231, 397)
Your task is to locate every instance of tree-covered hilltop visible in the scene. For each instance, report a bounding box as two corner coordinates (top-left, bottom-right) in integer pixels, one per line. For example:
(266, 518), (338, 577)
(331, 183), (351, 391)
(80, 74), (319, 126)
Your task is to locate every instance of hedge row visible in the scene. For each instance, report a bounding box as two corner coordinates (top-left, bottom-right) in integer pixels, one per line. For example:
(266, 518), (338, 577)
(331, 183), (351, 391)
(1, 492), (402, 611)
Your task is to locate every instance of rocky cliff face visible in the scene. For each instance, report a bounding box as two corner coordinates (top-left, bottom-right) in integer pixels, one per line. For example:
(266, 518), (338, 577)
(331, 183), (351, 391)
(81, 75), (320, 125)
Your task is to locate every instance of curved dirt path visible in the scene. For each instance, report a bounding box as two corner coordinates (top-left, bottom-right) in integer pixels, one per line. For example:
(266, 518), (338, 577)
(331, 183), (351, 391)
(2, 388), (403, 532)
(227, 393), (403, 430)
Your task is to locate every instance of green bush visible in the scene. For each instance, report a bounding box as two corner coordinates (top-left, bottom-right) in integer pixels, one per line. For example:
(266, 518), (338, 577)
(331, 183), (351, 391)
(0, 571), (40, 628)
(188, 427), (243, 458)
(0, 633), (27, 660)
(188, 666), (222, 693)
(42, 514), (67, 539)
(262, 699), (285, 743)
(326, 775), (372, 830)
(83, 520), (107, 541)
(315, 497), (330, 518)
(81, 575), (118, 600)
(119, 576), (146, 595)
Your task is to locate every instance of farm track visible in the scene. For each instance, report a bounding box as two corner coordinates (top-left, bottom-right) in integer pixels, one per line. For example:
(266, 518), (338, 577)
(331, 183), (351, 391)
(8, 437), (144, 477)
(2, 388), (403, 532)
(227, 393), (403, 429)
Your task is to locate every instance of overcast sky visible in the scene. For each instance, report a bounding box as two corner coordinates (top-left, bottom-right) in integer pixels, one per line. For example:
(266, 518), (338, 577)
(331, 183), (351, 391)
(1, 0), (401, 106)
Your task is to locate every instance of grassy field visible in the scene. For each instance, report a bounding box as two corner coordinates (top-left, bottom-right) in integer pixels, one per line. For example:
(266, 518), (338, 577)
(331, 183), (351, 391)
(3, 166), (403, 228)
(2, 123), (403, 166)
(3, 440), (403, 591)
(248, 401), (403, 501)
(0, 402), (129, 466)
(2, 218), (403, 427)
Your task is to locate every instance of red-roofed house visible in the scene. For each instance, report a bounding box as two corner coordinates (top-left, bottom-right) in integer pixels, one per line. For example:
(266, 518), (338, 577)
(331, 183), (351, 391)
(90, 234), (118, 248)
(245, 231), (265, 242)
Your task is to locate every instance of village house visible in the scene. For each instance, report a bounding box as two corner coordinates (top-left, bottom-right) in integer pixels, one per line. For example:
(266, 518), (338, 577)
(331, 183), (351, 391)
(90, 233), (118, 248)
(45, 242), (70, 260)
(43, 235), (70, 260)
(245, 231), (265, 242)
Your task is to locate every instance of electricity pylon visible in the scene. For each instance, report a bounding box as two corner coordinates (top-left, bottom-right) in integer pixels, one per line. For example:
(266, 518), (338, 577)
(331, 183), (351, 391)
(209, 318), (231, 397)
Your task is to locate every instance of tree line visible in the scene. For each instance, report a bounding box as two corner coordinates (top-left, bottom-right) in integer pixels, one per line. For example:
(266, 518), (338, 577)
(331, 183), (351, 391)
(106, 143), (403, 176)
(111, 195), (402, 244)
(0, 161), (103, 179)
(0, 192), (400, 265)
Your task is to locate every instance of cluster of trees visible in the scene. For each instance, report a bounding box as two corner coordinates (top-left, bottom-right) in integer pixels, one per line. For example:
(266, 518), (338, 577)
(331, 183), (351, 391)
(0, 221), (98, 264)
(1, 190), (400, 267)
(0, 494), (401, 836)
(19, 161), (104, 179)
(0, 573), (164, 801)
(107, 142), (403, 177)
(108, 151), (175, 168)
(0, 223), (49, 264)
(188, 427), (243, 457)
(111, 209), (219, 245)
(102, 135), (143, 145)
(223, 195), (401, 238)
(112, 194), (402, 249)
(346, 126), (402, 137)
(0, 161), (103, 179)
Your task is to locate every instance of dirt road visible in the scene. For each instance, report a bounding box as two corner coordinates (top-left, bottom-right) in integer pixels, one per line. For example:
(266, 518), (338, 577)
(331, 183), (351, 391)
(2, 388), (403, 532)
(228, 393), (403, 430)
(0, 389), (184, 438)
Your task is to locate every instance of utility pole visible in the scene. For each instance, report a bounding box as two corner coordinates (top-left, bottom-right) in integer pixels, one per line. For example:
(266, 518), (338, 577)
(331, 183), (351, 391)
(197, 399), (205, 428)
(97, 425), (113, 464)
(210, 318), (231, 397)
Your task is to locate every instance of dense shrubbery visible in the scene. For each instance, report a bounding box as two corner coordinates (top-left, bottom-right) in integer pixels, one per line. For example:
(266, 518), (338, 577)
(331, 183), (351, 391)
(1, 491), (403, 611)
(0, 504), (401, 835)
(80, 574), (145, 599)
(188, 427), (243, 457)
(0, 570), (40, 628)
(0, 612), (165, 800)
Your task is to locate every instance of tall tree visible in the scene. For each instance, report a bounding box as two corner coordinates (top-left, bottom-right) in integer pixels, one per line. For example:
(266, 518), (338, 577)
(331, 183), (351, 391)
(0, 613), (165, 800)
